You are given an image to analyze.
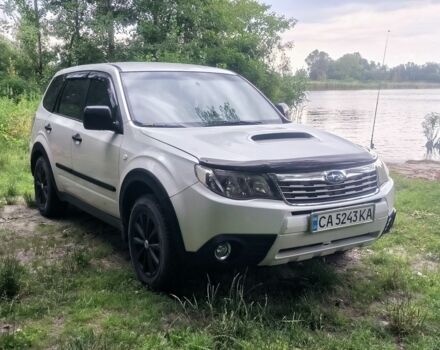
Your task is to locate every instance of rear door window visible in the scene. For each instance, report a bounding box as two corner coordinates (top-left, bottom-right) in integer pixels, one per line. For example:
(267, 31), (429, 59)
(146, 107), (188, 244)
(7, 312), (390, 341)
(43, 75), (64, 112)
(57, 78), (90, 120)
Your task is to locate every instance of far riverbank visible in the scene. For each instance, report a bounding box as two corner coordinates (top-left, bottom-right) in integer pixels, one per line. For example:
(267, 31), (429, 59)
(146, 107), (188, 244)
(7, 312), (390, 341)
(307, 80), (440, 91)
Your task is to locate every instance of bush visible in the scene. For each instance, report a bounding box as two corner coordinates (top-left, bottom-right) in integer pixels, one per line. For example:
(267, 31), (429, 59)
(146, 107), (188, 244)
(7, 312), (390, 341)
(0, 75), (39, 101)
(422, 112), (440, 156)
(387, 296), (426, 336)
(62, 248), (92, 273)
(0, 330), (32, 350)
(0, 257), (24, 300)
(23, 192), (36, 208)
(0, 96), (40, 143)
(4, 183), (17, 205)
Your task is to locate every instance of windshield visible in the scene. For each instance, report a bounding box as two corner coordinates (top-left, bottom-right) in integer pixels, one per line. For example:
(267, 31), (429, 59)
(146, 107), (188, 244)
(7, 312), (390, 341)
(121, 72), (283, 127)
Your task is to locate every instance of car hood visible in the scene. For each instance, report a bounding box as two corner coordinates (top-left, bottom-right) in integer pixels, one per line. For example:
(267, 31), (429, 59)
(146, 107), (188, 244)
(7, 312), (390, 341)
(140, 123), (376, 172)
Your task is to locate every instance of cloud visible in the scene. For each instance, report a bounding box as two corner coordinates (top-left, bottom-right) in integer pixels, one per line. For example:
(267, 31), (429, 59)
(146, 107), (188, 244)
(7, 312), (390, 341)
(278, 1), (440, 70)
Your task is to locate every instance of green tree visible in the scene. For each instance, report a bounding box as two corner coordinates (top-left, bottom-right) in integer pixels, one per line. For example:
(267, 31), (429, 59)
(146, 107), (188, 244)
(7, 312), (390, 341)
(46, 0), (95, 67)
(1, 0), (306, 107)
(305, 49), (440, 83)
(2, 0), (46, 81)
(88, 0), (135, 61)
(328, 52), (368, 80)
(131, 0), (297, 102)
(305, 50), (332, 80)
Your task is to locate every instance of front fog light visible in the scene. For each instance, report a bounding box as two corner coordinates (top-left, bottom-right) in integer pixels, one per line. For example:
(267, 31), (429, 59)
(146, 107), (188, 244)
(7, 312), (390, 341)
(214, 242), (231, 261)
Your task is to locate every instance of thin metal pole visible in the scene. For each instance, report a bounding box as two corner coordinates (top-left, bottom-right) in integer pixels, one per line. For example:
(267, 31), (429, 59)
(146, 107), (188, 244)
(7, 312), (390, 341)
(370, 30), (390, 149)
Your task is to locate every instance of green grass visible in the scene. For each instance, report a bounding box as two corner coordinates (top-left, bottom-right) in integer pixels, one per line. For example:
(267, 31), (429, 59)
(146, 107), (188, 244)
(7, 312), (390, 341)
(0, 97), (37, 205)
(0, 177), (438, 349)
(0, 96), (439, 349)
(0, 140), (34, 206)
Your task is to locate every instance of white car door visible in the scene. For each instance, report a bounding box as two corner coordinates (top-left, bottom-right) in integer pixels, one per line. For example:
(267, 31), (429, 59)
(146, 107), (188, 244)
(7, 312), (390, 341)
(69, 72), (122, 217)
(46, 73), (90, 193)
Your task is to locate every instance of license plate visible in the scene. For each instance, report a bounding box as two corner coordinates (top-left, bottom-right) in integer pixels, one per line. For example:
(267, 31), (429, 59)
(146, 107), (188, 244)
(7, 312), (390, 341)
(311, 204), (375, 232)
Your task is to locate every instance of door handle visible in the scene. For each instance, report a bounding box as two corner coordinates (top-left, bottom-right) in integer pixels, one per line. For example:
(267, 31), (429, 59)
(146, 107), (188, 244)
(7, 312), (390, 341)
(72, 133), (82, 143)
(44, 123), (52, 132)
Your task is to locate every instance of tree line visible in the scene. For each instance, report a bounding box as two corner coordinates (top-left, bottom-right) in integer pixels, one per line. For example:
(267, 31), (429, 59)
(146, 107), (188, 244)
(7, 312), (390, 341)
(305, 50), (440, 83)
(0, 0), (306, 108)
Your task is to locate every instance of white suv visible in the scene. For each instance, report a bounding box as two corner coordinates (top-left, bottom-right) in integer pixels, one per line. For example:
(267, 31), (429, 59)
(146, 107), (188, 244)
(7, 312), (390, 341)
(30, 62), (396, 290)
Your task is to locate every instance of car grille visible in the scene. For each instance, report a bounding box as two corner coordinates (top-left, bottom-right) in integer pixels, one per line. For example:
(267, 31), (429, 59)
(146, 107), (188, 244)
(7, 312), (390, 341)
(273, 163), (379, 205)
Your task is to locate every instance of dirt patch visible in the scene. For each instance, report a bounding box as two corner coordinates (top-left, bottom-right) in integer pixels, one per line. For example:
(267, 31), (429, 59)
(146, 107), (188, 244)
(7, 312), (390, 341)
(0, 204), (54, 237)
(411, 254), (439, 275)
(0, 205), (63, 263)
(91, 253), (128, 270)
(389, 160), (440, 181)
(325, 247), (371, 272)
(1, 204), (124, 268)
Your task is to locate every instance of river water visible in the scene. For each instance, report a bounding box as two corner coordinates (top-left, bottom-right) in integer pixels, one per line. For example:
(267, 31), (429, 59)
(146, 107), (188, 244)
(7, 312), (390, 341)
(300, 89), (440, 163)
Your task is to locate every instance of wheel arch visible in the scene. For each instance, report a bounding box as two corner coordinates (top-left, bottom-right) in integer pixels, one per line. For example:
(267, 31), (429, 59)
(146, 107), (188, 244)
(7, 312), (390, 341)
(119, 169), (185, 256)
(30, 142), (50, 176)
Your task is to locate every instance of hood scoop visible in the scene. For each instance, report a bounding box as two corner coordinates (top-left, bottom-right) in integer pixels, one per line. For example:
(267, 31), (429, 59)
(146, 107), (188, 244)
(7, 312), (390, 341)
(251, 132), (313, 142)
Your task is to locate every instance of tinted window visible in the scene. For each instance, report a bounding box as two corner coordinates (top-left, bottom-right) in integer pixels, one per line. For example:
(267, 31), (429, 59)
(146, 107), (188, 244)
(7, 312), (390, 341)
(86, 78), (112, 110)
(58, 79), (89, 120)
(43, 75), (64, 112)
(121, 72), (282, 127)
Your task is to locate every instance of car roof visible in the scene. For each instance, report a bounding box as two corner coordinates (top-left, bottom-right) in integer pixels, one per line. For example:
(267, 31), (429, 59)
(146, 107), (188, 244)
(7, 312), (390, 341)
(57, 62), (236, 75)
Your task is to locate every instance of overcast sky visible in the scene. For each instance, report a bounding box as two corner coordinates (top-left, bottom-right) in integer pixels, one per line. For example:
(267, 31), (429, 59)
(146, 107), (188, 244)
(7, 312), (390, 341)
(264, 0), (440, 71)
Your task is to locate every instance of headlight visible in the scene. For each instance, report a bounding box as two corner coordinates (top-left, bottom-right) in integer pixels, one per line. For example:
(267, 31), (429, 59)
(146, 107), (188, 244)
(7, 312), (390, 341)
(375, 159), (390, 186)
(195, 165), (276, 200)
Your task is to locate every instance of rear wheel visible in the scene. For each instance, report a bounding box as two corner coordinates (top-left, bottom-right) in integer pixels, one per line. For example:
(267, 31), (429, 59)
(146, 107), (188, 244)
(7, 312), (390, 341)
(128, 195), (177, 290)
(33, 157), (66, 217)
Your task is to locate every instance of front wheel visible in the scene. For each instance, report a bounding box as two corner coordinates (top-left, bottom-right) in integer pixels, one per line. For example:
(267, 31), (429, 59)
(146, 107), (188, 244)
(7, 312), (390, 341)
(128, 195), (177, 290)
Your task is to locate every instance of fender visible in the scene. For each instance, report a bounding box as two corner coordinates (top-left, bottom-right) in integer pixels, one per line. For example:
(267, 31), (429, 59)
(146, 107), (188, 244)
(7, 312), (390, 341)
(30, 141), (52, 175)
(119, 169), (187, 257)
(30, 142), (63, 196)
(30, 136), (65, 192)
(118, 142), (198, 199)
(119, 168), (172, 217)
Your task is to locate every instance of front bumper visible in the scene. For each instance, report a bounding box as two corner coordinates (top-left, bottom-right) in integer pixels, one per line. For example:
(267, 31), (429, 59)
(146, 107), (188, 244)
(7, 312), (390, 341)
(383, 208), (397, 234)
(171, 178), (395, 266)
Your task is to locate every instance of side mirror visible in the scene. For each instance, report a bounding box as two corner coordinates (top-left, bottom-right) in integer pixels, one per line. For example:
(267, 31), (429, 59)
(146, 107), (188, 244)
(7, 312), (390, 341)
(83, 106), (116, 132)
(275, 103), (290, 118)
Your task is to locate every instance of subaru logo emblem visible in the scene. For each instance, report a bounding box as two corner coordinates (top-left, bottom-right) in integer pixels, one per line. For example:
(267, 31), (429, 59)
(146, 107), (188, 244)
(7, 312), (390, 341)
(324, 170), (346, 184)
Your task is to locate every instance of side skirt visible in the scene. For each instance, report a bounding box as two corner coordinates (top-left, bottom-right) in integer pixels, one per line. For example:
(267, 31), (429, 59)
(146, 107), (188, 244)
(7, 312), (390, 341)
(59, 192), (123, 231)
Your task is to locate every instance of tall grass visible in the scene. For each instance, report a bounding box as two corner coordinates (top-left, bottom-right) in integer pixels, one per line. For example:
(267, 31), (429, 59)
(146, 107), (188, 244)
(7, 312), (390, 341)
(0, 257), (24, 299)
(173, 273), (269, 349)
(0, 97), (39, 142)
(0, 96), (39, 202)
(386, 296), (426, 336)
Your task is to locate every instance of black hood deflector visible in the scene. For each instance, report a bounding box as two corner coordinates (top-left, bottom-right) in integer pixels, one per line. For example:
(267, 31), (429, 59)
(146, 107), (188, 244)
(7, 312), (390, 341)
(199, 153), (377, 173)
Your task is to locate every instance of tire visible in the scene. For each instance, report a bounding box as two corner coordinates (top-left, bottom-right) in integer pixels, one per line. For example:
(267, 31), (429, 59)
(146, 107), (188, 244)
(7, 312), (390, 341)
(128, 195), (177, 291)
(33, 157), (66, 217)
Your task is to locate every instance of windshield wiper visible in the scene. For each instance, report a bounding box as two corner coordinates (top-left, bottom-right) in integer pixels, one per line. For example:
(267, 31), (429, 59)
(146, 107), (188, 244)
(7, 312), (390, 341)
(139, 120), (265, 128)
(205, 120), (264, 127)
(140, 123), (185, 128)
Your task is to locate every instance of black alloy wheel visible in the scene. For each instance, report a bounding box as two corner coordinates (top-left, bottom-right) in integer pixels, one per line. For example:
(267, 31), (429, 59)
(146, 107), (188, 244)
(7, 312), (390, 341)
(34, 159), (49, 210)
(33, 157), (66, 217)
(128, 195), (176, 290)
(131, 210), (162, 278)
